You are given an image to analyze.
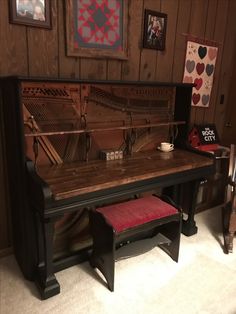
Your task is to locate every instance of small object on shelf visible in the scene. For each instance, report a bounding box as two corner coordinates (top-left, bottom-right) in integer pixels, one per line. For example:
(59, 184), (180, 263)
(100, 149), (123, 161)
(115, 150), (123, 160)
(158, 142), (174, 152)
(188, 124), (220, 151)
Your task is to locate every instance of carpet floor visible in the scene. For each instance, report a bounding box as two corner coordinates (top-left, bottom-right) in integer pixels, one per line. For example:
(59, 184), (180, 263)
(1, 207), (236, 314)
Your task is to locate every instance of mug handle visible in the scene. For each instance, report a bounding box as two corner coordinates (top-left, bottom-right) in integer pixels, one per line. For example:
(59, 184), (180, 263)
(170, 143), (174, 148)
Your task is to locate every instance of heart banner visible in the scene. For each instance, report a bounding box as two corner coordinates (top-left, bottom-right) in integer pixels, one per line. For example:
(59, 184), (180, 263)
(183, 40), (218, 107)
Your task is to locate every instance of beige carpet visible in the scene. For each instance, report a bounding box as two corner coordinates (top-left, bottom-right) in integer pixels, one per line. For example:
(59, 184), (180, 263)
(1, 207), (236, 314)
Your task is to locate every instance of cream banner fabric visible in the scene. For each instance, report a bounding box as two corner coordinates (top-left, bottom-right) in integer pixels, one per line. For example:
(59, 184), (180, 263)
(183, 40), (218, 107)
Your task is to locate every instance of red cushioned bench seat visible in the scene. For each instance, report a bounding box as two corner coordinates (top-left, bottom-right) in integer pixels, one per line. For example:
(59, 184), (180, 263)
(89, 195), (182, 291)
(96, 196), (178, 233)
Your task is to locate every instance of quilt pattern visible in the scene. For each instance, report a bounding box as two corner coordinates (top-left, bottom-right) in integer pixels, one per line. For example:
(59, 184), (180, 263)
(74, 0), (123, 50)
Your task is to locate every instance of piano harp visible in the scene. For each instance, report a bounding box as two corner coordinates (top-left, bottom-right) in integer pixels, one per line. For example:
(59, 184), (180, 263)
(0, 77), (214, 299)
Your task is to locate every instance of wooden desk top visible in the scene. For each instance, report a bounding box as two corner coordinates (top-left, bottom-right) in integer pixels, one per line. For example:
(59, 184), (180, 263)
(37, 149), (213, 201)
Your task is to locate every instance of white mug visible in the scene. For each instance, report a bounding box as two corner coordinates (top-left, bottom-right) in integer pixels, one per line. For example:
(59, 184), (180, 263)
(160, 142), (174, 152)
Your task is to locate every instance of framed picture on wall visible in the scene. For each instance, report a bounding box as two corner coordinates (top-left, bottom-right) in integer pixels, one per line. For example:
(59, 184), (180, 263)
(143, 9), (167, 51)
(9, 0), (51, 28)
(65, 0), (128, 59)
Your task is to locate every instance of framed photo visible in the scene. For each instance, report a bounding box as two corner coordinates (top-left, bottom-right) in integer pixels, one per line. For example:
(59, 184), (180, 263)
(143, 9), (167, 51)
(65, 0), (128, 59)
(9, 0), (51, 28)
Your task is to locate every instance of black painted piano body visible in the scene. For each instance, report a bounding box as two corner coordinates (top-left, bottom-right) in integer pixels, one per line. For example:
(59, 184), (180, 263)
(0, 77), (214, 298)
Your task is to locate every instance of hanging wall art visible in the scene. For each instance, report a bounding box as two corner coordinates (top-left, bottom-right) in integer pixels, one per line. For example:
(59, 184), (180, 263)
(183, 39), (218, 107)
(9, 0), (51, 28)
(143, 9), (167, 51)
(65, 0), (128, 59)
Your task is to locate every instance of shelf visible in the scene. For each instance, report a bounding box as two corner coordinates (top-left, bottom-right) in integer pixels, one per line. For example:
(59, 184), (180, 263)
(24, 120), (185, 137)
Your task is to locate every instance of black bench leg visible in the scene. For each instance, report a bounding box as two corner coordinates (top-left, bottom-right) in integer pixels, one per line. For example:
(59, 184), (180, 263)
(35, 214), (60, 299)
(159, 219), (182, 262)
(90, 211), (115, 291)
(90, 254), (115, 291)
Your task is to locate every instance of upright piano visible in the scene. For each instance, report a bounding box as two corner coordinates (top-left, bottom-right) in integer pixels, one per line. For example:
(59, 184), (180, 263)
(0, 77), (214, 298)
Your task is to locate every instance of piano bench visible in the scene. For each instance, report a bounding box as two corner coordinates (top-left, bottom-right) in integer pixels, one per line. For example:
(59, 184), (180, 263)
(89, 195), (182, 291)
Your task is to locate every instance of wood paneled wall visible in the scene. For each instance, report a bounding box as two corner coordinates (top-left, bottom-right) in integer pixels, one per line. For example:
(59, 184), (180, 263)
(0, 0), (236, 253)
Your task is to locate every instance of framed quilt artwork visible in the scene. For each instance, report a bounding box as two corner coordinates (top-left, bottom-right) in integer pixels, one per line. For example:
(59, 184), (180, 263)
(66, 0), (128, 59)
(183, 40), (218, 107)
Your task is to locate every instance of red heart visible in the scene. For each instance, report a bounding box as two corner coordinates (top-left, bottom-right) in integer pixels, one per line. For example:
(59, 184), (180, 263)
(192, 93), (200, 105)
(196, 63), (205, 75)
(208, 48), (217, 60)
(194, 78), (203, 90)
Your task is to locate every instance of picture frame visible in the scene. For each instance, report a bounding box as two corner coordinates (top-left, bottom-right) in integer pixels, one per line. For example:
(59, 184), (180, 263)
(65, 0), (128, 59)
(9, 0), (51, 29)
(143, 9), (167, 51)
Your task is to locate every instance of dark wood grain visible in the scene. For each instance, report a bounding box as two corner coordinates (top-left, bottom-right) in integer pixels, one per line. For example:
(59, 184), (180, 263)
(121, 0), (143, 80)
(213, 0), (236, 136)
(58, 0), (80, 78)
(172, 0), (192, 82)
(80, 59), (107, 80)
(139, 0), (160, 81)
(221, 49), (236, 145)
(0, 0), (28, 76)
(27, 0), (58, 77)
(107, 60), (122, 80)
(155, 0), (179, 82)
(37, 149), (213, 200)
(203, 0), (229, 126)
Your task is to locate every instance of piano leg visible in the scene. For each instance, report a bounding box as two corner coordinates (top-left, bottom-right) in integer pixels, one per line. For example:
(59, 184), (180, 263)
(163, 183), (198, 236)
(181, 180), (200, 236)
(35, 213), (60, 299)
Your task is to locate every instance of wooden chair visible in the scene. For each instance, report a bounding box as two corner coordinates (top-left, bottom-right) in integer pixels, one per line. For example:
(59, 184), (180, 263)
(89, 195), (182, 291)
(222, 144), (236, 253)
